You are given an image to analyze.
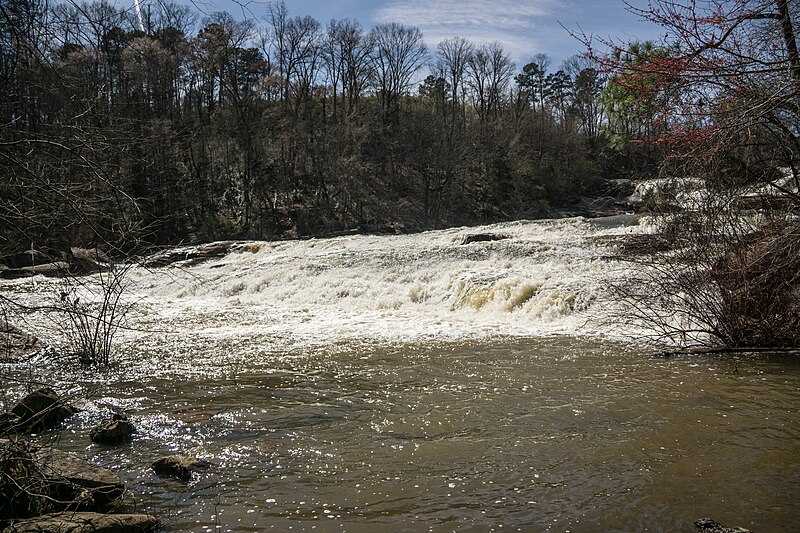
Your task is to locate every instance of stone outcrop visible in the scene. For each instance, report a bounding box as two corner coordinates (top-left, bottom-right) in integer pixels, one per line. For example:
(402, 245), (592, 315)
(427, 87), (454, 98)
(0, 263), (70, 280)
(152, 455), (211, 480)
(2, 512), (158, 533)
(0, 247), (116, 277)
(8, 389), (76, 433)
(90, 415), (135, 445)
(142, 241), (246, 267)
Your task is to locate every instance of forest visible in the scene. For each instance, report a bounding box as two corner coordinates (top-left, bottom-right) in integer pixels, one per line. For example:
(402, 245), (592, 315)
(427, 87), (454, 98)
(2, 0), (799, 347)
(0, 0), (650, 253)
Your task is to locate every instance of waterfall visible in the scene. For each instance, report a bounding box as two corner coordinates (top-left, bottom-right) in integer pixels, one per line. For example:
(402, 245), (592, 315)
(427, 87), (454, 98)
(126, 215), (648, 346)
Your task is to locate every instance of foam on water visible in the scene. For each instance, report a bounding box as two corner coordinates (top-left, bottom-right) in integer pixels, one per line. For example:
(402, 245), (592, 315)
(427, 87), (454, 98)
(119, 215), (645, 346)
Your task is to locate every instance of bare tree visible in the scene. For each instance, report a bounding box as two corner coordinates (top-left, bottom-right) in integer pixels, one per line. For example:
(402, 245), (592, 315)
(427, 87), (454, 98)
(436, 36), (473, 125)
(369, 22), (427, 123)
(595, 0), (800, 349)
(562, 55), (606, 148)
(467, 42), (514, 121)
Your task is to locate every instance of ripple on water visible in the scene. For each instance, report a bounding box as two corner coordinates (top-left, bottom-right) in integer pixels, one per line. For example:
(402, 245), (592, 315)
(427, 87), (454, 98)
(3, 337), (797, 532)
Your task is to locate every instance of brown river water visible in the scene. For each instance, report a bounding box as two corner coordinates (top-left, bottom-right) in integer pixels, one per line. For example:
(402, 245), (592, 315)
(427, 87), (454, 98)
(5, 337), (798, 532)
(2, 217), (799, 531)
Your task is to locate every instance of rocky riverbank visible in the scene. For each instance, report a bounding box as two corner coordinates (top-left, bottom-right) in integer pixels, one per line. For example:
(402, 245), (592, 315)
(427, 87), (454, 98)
(0, 388), (211, 532)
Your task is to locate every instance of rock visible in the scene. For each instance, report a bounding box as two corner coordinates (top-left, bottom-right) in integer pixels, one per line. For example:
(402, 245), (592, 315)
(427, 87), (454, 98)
(35, 448), (125, 510)
(142, 241), (243, 268)
(1, 440), (125, 520)
(9, 389), (76, 433)
(0, 321), (41, 362)
(694, 518), (751, 533)
(68, 248), (112, 274)
(460, 233), (508, 245)
(0, 439), (44, 519)
(0, 263), (70, 280)
(8, 390), (75, 434)
(0, 250), (52, 269)
(2, 512), (158, 533)
(152, 455), (211, 480)
(90, 415), (135, 445)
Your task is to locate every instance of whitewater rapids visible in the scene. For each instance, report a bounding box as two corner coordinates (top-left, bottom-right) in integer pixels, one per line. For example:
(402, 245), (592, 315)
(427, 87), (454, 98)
(117, 215), (647, 350)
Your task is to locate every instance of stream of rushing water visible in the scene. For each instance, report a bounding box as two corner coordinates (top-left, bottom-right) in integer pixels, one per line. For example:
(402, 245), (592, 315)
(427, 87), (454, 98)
(2, 216), (799, 532)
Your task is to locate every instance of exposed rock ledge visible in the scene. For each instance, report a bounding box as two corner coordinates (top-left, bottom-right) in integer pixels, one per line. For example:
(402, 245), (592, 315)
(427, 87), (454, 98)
(2, 512), (158, 533)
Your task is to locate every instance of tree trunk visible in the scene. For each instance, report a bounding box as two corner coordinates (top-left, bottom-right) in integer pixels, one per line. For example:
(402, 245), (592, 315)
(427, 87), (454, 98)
(777, 0), (800, 82)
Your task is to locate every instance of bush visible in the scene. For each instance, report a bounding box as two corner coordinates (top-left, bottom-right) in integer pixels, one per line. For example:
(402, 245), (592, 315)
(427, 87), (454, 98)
(55, 266), (130, 368)
(617, 192), (799, 348)
(708, 220), (800, 347)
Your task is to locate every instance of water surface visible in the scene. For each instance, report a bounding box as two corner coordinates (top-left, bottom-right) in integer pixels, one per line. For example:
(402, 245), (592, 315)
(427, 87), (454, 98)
(2, 217), (798, 531)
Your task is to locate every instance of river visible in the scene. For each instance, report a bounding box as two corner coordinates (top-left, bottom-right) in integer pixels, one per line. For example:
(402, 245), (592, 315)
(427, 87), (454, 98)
(2, 216), (799, 532)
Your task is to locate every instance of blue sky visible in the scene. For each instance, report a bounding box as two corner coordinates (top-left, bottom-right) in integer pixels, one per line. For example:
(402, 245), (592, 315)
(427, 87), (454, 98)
(201, 0), (661, 68)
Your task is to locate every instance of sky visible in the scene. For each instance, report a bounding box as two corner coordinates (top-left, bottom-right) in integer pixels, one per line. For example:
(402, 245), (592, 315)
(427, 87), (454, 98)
(195, 0), (662, 68)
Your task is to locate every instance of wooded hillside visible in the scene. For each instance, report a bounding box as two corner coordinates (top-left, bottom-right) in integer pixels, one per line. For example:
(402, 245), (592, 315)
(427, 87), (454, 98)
(1, 0), (624, 253)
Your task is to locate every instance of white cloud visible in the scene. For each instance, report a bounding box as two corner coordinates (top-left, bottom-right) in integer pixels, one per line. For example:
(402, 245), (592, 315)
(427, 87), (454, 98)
(375, 0), (557, 29)
(372, 0), (562, 63)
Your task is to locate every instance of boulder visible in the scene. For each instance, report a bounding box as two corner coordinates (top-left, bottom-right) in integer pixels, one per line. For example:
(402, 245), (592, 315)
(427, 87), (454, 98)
(460, 233), (508, 245)
(90, 415), (135, 445)
(152, 455), (211, 480)
(2, 512), (158, 533)
(694, 518), (751, 533)
(9, 389), (76, 433)
(68, 248), (112, 274)
(35, 448), (125, 510)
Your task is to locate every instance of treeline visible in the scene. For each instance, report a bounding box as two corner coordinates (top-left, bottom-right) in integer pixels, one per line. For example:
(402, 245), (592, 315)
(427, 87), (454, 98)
(1, 0), (629, 252)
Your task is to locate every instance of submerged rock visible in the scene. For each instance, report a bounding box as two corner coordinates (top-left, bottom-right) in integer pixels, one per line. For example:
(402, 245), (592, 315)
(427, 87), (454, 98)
(2, 512), (158, 533)
(694, 518), (751, 532)
(90, 415), (135, 445)
(9, 389), (76, 433)
(152, 455), (211, 480)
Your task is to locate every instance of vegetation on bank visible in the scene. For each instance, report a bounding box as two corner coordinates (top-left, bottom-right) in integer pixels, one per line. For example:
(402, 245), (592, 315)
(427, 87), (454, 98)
(0, 0), (651, 255)
(590, 0), (800, 348)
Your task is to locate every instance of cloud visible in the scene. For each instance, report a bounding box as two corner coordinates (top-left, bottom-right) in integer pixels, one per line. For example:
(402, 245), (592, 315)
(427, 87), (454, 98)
(371, 0), (562, 63)
(375, 0), (557, 30)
